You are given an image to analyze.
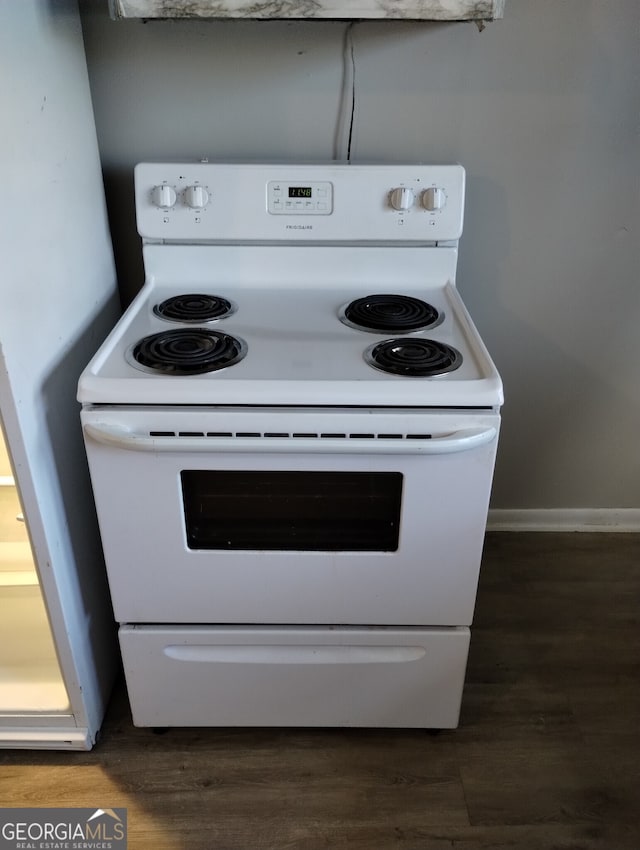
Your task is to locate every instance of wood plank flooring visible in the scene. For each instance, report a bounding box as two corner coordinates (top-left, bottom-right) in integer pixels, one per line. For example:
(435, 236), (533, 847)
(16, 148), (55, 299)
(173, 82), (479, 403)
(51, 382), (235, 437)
(1, 532), (639, 849)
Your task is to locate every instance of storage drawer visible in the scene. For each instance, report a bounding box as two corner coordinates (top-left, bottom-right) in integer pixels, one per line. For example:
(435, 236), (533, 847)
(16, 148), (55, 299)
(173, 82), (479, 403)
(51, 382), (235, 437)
(119, 625), (470, 729)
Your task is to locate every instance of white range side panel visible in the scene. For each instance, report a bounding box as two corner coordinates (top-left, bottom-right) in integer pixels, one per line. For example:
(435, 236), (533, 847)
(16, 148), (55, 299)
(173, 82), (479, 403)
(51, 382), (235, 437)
(0, 0), (120, 747)
(119, 626), (471, 729)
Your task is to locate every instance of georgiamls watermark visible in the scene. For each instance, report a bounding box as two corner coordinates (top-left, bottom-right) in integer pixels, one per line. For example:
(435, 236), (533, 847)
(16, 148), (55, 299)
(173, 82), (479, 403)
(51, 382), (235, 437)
(0, 809), (127, 850)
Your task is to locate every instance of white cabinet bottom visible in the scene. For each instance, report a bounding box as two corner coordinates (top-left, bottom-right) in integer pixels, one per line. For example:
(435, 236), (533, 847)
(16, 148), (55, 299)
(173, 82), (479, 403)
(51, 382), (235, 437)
(119, 625), (470, 729)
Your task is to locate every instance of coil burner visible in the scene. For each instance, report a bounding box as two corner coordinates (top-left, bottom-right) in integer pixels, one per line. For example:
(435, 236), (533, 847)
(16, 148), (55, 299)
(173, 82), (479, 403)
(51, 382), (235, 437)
(341, 294), (441, 334)
(365, 337), (462, 377)
(153, 294), (236, 323)
(130, 328), (247, 375)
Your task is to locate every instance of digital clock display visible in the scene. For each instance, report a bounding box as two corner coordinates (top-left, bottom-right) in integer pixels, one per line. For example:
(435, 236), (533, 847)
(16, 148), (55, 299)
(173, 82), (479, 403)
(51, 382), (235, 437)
(289, 187), (312, 198)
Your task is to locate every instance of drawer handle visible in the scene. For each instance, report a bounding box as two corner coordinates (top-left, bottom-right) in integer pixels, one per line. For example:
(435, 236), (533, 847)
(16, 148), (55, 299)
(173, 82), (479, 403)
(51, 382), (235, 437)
(163, 644), (426, 664)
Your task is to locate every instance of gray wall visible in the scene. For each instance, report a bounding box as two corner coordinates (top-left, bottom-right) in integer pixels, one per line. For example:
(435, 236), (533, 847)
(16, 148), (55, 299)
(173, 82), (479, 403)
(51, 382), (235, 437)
(80, 0), (640, 512)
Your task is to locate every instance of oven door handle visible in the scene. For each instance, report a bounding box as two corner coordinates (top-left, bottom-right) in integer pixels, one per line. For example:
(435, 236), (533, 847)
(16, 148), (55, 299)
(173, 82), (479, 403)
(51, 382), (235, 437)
(84, 422), (497, 455)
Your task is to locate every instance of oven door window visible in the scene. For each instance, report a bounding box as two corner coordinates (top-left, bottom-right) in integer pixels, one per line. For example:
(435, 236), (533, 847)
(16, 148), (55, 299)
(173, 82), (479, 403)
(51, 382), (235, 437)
(181, 470), (403, 551)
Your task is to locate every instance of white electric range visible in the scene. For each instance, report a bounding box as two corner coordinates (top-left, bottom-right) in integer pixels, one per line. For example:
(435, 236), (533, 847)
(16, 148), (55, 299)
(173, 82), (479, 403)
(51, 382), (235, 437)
(79, 162), (502, 729)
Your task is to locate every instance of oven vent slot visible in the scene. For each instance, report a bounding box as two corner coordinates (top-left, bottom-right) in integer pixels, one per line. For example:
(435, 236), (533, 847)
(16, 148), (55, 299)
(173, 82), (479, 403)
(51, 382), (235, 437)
(149, 430), (433, 440)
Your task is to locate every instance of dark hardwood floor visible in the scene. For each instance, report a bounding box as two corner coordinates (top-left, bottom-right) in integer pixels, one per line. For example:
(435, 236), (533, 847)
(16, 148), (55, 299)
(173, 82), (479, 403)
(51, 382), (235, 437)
(1, 532), (638, 849)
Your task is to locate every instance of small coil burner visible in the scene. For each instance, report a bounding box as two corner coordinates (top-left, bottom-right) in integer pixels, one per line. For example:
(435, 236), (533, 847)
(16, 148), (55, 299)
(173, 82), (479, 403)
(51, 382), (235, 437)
(341, 294), (441, 333)
(365, 338), (462, 377)
(130, 329), (247, 375)
(153, 294), (236, 323)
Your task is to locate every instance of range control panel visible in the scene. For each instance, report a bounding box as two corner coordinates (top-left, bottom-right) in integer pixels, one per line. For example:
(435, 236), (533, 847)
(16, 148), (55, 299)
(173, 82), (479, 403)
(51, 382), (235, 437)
(135, 162), (465, 243)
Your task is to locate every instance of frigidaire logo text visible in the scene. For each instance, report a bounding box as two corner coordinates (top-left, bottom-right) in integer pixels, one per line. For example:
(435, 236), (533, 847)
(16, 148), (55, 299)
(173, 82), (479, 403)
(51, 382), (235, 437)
(285, 224), (313, 230)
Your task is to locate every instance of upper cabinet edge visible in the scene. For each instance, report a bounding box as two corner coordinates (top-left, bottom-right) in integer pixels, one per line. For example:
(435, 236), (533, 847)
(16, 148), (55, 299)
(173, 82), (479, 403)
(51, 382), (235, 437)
(108, 0), (506, 21)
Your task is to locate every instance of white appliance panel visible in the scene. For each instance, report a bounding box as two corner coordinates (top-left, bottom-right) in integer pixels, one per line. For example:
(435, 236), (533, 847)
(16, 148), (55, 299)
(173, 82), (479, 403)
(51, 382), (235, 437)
(119, 625), (470, 729)
(1, 0), (119, 748)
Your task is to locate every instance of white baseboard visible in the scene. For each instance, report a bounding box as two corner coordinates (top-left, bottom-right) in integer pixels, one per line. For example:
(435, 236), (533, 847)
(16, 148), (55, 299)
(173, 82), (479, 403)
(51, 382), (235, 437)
(487, 509), (640, 532)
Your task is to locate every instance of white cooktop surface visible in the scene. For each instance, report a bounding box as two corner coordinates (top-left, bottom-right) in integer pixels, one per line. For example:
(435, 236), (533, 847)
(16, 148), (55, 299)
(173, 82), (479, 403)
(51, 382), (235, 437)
(78, 247), (502, 407)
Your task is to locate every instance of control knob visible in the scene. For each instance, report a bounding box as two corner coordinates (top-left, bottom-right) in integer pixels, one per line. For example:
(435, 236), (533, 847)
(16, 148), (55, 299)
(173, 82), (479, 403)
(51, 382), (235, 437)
(389, 187), (415, 211)
(422, 187), (446, 212)
(151, 185), (177, 209)
(184, 185), (210, 209)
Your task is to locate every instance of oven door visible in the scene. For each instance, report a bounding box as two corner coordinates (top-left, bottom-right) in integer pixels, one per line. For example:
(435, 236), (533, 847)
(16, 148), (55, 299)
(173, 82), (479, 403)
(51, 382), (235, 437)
(82, 405), (499, 626)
